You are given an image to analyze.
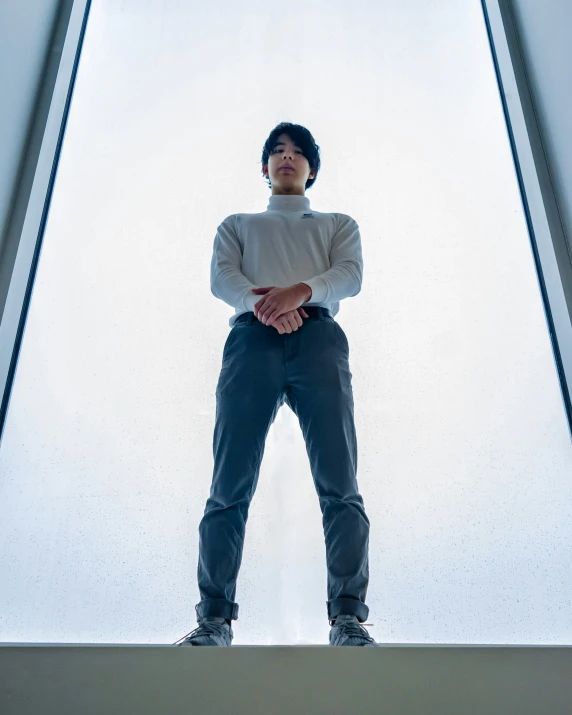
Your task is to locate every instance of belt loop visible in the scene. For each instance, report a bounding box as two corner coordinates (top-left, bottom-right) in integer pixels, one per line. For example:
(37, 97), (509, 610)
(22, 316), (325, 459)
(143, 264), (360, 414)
(245, 311), (254, 326)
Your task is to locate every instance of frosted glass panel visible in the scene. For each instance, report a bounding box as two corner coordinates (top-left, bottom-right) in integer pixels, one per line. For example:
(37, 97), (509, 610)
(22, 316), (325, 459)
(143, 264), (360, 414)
(1, 0), (571, 646)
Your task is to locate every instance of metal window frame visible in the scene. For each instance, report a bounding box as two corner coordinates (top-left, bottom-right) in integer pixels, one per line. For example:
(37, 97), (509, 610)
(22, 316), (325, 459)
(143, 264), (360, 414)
(0, 0), (91, 448)
(1, 0), (571, 446)
(481, 0), (572, 440)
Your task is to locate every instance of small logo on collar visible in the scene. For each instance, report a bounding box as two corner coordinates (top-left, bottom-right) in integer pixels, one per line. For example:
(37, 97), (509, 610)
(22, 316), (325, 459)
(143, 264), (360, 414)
(301, 212), (314, 219)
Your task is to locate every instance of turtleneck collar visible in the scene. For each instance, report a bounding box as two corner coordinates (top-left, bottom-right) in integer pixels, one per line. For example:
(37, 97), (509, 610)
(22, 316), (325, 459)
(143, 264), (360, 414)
(266, 194), (311, 213)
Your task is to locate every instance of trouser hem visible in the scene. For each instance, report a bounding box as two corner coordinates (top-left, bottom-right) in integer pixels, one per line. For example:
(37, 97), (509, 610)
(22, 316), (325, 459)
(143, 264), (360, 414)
(327, 598), (369, 624)
(195, 599), (239, 622)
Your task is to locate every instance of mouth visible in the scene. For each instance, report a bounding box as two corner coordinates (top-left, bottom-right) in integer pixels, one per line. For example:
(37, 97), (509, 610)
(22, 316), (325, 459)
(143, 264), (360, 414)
(280, 167), (295, 173)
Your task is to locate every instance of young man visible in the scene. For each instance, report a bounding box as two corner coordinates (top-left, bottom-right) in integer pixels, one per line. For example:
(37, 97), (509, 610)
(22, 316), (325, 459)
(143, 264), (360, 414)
(176, 123), (377, 647)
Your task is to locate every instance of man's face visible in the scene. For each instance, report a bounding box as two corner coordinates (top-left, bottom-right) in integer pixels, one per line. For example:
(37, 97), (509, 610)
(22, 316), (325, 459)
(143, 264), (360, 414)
(263, 133), (315, 195)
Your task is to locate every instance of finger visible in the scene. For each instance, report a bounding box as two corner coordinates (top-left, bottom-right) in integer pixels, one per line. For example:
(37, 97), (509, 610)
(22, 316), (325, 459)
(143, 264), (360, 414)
(260, 307), (272, 324)
(266, 309), (280, 325)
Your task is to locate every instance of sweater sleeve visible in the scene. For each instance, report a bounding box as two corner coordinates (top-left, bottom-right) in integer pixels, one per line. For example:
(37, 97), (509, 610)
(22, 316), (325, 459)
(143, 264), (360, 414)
(210, 215), (260, 313)
(299, 214), (363, 305)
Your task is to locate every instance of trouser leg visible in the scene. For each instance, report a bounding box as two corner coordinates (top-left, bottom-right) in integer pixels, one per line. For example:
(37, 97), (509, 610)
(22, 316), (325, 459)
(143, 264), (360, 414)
(195, 316), (285, 623)
(284, 312), (370, 625)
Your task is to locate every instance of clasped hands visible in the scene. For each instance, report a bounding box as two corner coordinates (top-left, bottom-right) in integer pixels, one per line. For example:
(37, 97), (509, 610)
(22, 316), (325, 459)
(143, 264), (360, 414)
(251, 284), (311, 329)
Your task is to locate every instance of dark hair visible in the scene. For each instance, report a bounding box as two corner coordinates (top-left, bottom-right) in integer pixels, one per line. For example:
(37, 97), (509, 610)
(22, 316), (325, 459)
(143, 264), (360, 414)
(260, 122), (321, 191)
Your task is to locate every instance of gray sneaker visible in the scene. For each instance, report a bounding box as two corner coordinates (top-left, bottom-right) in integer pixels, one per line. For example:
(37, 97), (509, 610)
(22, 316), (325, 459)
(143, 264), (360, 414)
(176, 617), (233, 646)
(329, 615), (379, 646)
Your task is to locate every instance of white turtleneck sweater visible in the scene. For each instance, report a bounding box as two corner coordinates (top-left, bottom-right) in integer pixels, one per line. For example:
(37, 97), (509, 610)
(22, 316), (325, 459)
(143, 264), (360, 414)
(210, 194), (364, 327)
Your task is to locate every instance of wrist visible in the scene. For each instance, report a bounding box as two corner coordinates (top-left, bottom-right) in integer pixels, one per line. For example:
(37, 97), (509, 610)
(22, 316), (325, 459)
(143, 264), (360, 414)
(298, 282), (312, 301)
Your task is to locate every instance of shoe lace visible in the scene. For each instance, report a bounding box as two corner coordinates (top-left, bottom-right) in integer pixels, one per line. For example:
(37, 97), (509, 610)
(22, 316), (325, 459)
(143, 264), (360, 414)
(173, 619), (230, 645)
(335, 619), (375, 644)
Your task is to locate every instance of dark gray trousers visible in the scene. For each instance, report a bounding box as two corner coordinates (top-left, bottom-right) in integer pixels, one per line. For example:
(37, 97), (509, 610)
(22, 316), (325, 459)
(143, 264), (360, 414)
(195, 306), (370, 625)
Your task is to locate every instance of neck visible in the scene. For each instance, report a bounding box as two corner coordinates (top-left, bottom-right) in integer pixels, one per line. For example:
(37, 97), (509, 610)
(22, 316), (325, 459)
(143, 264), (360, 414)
(266, 194), (311, 212)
